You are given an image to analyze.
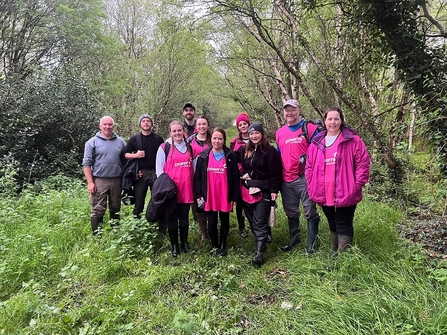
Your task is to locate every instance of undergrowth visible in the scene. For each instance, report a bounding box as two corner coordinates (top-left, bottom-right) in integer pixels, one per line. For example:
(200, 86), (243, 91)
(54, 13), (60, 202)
(0, 176), (446, 334)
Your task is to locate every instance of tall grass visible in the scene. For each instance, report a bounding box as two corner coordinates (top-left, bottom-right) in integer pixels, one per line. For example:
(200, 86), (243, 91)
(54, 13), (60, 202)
(0, 178), (446, 334)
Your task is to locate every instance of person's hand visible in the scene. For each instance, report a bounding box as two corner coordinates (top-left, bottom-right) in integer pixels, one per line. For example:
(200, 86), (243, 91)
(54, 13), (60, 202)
(197, 197), (205, 208)
(136, 150), (145, 158)
(87, 182), (96, 194)
(271, 193), (277, 201)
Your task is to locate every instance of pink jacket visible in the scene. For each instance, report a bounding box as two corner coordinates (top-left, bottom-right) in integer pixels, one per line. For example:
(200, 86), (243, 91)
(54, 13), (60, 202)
(305, 127), (370, 208)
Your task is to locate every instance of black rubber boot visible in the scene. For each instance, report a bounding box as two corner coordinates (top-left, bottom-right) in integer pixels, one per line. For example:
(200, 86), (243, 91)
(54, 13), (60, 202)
(330, 231), (338, 258)
(267, 226), (273, 243)
(306, 220), (319, 254)
(281, 217), (300, 252)
(90, 217), (103, 236)
(252, 241), (266, 265)
(237, 209), (247, 238)
(219, 225), (229, 256)
(179, 226), (190, 253)
(330, 231), (338, 250)
(110, 211), (120, 228)
(168, 228), (180, 258)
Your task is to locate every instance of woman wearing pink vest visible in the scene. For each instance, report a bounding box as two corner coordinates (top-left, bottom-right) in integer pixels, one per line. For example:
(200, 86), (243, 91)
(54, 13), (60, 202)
(187, 116), (212, 242)
(305, 108), (370, 253)
(194, 128), (240, 256)
(156, 121), (194, 257)
(229, 112), (251, 238)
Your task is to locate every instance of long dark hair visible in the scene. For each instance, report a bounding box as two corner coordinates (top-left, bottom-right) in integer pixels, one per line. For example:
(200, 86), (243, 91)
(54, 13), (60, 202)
(244, 135), (270, 159)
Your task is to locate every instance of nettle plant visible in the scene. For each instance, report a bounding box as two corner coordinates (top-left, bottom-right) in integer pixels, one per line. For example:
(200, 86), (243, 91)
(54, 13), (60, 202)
(109, 215), (160, 259)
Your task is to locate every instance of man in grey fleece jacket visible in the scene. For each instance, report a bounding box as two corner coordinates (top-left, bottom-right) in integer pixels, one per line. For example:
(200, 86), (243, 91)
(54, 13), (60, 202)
(83, 116), (126, 235)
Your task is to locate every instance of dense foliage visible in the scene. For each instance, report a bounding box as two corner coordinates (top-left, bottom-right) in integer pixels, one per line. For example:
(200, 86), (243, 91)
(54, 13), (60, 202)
(0, 74), (100, 186)
(0, 175), (446, 334)
(348, 0), (447, 173)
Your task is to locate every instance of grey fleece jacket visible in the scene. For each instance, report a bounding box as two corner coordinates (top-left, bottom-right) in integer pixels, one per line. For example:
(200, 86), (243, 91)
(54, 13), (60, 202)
(82, 131), (126, 178)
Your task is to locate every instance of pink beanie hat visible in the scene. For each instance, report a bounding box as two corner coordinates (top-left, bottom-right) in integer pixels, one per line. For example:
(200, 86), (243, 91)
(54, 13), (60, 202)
(235, 112), (251, 129)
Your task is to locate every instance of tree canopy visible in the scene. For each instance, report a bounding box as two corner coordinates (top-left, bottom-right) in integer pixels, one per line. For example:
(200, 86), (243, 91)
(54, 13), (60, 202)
(1, 0), (447, 189)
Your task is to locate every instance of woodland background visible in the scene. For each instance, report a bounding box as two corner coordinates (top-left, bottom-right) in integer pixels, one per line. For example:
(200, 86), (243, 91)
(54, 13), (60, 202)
(0, 0), (446, 197)
(1, 1), (447, 334)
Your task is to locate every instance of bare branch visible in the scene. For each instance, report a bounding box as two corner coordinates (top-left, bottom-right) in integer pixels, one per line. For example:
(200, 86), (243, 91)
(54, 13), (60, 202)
(420, 2), (446, 37)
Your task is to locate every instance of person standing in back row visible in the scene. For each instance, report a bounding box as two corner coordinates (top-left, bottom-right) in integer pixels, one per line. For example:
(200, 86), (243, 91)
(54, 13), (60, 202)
(123, 114), (164, 219)
(230, 112), (251, 238)
(188, 116), (212, 242)
(276, 99), (320, 254)
(183, 103), (197, 136)
(83, 116), (126, 235)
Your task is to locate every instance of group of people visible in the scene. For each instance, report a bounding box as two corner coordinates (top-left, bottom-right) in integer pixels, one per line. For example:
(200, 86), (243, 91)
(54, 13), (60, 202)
(82, 101), (370, 265)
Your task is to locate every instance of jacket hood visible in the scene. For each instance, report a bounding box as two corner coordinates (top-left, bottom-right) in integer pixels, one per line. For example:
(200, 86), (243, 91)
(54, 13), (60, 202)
(312, 126), (357, 149)
(96, 131), (118, 140)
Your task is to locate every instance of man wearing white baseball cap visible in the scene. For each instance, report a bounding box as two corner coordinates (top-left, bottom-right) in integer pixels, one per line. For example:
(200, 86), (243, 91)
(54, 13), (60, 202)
(276, 99), (320, 254)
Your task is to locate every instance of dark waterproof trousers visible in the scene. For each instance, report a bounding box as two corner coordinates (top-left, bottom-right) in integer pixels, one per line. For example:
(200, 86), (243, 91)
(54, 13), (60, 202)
(243, 192), (271, 247)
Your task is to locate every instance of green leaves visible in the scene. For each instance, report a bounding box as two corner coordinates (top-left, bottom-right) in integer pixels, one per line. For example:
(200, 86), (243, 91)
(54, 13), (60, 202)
(0, 74), (100, 188)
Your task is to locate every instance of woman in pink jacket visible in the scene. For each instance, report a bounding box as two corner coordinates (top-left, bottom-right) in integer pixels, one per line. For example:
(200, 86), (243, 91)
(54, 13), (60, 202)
(305, 107), (370, 253)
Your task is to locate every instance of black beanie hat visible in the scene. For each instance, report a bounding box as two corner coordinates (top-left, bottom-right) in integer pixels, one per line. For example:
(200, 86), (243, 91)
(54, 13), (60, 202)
(248, 122), (264, 135)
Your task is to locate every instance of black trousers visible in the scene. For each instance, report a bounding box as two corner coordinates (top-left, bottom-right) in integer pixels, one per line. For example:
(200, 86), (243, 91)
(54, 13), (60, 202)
(207, 211), (230, 247)
(235, 198), (245, 228)
(321, 205), (357, 236)
(133, 169), (156, 217)
(243, 192), (271, 243)
(168, 203), (191, 230)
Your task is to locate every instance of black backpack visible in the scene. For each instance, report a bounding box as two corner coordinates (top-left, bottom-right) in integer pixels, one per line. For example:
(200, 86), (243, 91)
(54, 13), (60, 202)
(301, 119), (325, 143)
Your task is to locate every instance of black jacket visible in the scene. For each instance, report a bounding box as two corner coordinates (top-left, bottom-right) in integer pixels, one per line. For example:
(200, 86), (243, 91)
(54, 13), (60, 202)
(121, 159), (139, 205)
(122, 132), (164, 170)
(194, 146), (240, 203)
(146, 173), (177, 232)
(237, 144), (282, 194)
